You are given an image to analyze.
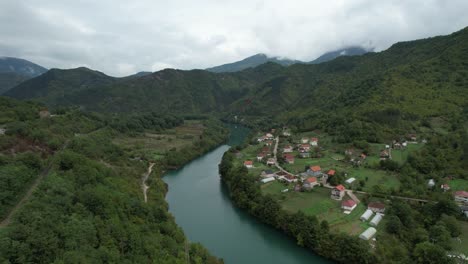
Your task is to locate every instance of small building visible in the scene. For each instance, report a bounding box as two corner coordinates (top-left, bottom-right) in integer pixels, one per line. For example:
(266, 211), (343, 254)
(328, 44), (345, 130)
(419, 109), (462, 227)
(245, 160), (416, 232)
(407, 134), (417, 142)
(267, 158), (276, 166)
(310, 137), (318, 146)
(303, 177), (318, 190)
(368, 202), (386, 213)
(257, 135), (268, 142)
(261, 147), (270, 154)
(331, 185), (346, 200)
(299, 152), (310, 158)
(307, 165), (322, 176)
(261, 177), (275, 184)
(440, 184), (450, 192)
(283, 131), (291, 137)
(283, 145), (293, 153)
(380, 150), (390, 160)
(402, 142), (408, 148)
(345, 177), (356, 184)
(279, 173), (297, 183)
(370, 213), (383, 227)
(266, 133), (274, 139)
(39, 109), (51, 118)
(360, 209), (374, 221)
(299, 144), (311, 152)
(301, 137), (309, 144)
(257, 153), (265, 161)
(342, 199), (357, 212)
(454, 191), (468, 203)
(359, 227), (377, 240)
(283, 153), (295, 164)
(427, 179), (435, 188)
(327, 170), (336, 177)
(265, 140), (273, 146)
(385, 144), (390, 149)
(261, 170), (275, 178)
(393, 142), (402, 149)
(360, 153), (367, 160)
(344, 149), (354, 156)
(244, 160), (253, 168)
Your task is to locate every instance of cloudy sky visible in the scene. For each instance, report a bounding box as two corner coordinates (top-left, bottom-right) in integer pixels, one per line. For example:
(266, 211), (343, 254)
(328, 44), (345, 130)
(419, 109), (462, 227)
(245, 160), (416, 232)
(1, 0), (468, 76)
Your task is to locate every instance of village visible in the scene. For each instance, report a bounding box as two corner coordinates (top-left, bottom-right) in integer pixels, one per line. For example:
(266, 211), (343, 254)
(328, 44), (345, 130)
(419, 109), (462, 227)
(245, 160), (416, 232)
(235, 128), (468, 250)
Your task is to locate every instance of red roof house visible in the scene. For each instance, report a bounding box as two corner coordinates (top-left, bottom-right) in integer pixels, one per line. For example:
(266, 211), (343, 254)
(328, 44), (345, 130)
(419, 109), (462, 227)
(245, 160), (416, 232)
(327, 170), (336, 176)
(244, 160), (253, 168)
(342, 199), (357, 211)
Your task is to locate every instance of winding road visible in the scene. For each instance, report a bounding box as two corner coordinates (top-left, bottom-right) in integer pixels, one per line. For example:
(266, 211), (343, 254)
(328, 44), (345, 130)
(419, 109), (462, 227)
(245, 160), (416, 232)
(142, 163), (155, 203)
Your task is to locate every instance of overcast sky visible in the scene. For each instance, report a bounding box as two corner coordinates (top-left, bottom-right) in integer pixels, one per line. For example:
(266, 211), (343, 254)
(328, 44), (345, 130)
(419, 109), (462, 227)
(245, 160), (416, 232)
(1, 0), (468, 76)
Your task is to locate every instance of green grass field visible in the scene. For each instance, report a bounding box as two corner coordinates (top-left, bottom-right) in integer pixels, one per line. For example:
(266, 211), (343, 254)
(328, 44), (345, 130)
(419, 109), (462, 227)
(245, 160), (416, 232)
(391, 144), (424, 165)
(448, 179), (468, 191)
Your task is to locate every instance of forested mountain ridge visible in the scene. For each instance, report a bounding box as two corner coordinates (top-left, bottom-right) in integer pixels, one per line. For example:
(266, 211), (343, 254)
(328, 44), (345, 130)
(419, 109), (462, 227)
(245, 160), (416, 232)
(6, 27), (468, 141)
(0, 57), (47, 95)
(4, 67), (116, 103)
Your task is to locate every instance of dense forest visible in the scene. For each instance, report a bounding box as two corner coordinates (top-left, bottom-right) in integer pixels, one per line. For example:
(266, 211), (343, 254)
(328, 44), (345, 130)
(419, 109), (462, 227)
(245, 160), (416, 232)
(0, 97), (226, 263)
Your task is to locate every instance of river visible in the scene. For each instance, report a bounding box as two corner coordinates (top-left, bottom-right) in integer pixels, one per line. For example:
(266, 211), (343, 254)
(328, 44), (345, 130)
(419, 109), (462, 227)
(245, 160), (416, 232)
(163, 124), (329, 264)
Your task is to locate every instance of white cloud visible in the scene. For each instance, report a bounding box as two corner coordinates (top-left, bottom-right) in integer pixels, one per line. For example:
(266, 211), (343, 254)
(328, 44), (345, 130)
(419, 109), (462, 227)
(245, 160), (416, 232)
(1, 0), (467, 76)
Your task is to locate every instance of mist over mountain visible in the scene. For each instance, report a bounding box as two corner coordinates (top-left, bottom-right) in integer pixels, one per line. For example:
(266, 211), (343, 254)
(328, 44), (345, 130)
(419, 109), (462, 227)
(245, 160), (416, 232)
(0, 57), (47, 94)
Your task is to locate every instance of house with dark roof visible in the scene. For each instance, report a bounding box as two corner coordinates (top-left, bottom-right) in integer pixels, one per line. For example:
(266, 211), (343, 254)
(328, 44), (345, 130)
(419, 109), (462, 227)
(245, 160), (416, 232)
(283, 153), (295, 164)
(454, 191), (468, 203)
(368, 202), (386, 213)
(310, 137), (318, 146)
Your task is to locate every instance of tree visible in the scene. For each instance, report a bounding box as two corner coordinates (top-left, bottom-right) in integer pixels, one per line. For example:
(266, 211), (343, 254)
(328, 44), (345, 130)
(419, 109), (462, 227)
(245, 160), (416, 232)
(386, 215), (403, 235)
(413, 242), (453, 264)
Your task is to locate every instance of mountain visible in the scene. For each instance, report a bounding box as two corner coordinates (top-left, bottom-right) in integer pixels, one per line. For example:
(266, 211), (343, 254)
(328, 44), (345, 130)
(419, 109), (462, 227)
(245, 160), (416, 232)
(308, 46), (369, 64)
(6, 27), (468, 141)
(4, 67), (116, 105)
(206, 53), (300, 73)
(122, 71), (152, 80)
(0, 57), (47, 94)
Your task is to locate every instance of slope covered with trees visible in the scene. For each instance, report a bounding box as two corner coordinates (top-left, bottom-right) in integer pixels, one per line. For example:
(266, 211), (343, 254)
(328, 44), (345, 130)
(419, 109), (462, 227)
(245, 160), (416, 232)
(0, 97), (225, 263)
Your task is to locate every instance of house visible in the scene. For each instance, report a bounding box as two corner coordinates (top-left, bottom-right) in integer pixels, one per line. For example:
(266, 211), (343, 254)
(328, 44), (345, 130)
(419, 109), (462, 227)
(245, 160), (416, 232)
(261, 177), (275, 184)
(368, 202), (386, 213)
(345, 177), (356, 184)
(360, 209), (374, 221)
(265, 140), (274, 146)
(266, 133), (274, 139)
(344, 149), (354, 156)
(261, 147), (271, 155)
(441, 184), (450, 192)
(327, 170), (336, 177)
(244, 160), (253, 168)
(342, 199), (357, 212)
(279, 173), (297, 183)
(407, 134), (417, 142)
(301, 137), (309, 144)
(385, 144), (390, 149)
(283, 131), (291, 137)
(257, 135), (268, 142)
(359, 227), (377, 240)
(427, 179), (435, 188)
(310, 137), (318, 146)
(256, 153), (265, 162)
(360, 153), (367, 160)
(303, 177), (318, 189)
(299, 152), (310, 158)
(261, 170), (275, 178)
(39, 110), (51, 118)
(267, 158), (276, 166)
(370, 213), (383, 227)
(380, 150), (390, 160)
(283, 154), (295, 164)
(331, 185), (346, 200)
(307, 165), (321, 176)
(393, 142), (402, 149)
(299, 144), (311, 152)
(283, 145), (293, 153)
(402, 142), (408, 148)
(454, 191), (468, 203)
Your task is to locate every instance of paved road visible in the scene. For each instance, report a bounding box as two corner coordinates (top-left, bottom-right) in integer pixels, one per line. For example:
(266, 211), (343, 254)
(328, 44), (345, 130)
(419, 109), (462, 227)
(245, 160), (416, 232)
(273, 136), (297, 176)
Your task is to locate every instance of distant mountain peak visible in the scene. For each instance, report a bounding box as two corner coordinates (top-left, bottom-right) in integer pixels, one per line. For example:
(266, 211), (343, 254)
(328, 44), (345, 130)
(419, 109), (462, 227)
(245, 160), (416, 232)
(0, 56), (48, 94)
(309, 46), (370, 64)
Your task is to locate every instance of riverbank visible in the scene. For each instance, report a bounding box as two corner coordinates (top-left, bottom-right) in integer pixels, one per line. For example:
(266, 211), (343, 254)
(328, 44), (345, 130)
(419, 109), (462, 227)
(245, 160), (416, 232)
(219, 148), (376, 263)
